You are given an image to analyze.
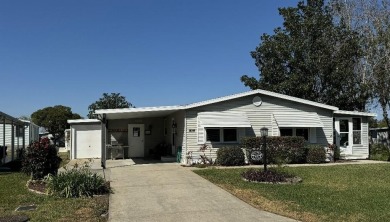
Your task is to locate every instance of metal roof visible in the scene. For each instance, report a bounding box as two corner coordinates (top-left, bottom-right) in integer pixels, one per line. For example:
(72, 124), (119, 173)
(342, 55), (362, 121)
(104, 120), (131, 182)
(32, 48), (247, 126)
(185, 89), (339, 111)
(93, 90), (342, 119)
(94, 106), (183, 119)
(334, 110), (376, 117)
(273, 112), (324, 128)
(67, 119), (101, 124)
(198, 112), (251, 128)
(0, 111), (25, 125)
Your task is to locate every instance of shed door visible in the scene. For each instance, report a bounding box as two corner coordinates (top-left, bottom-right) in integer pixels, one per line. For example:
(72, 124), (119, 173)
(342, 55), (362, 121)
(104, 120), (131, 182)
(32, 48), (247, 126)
(75, 125), (102, 159)
(128, 124), (144, 157)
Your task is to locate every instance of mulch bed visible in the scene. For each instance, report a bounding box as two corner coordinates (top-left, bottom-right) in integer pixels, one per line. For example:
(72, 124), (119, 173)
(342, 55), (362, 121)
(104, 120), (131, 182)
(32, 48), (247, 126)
(26, 180), (47, 194)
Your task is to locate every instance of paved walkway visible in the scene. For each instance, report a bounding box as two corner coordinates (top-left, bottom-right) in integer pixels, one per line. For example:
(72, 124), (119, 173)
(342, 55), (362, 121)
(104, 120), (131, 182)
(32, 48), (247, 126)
(108, 163), (296, 222)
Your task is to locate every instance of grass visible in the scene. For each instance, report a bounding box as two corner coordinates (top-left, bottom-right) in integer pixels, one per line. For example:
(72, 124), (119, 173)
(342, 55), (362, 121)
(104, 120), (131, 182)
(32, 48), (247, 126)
(0, 152), (108, 221)
(194, 164), (390, 222)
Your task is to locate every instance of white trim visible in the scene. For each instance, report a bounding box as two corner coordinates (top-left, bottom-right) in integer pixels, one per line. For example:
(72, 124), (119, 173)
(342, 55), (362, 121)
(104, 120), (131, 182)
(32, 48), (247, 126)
(205, 127), (239, 143)
(334, 110), (376, 117)
(352, 117), (362, 145)
(95, 105), (183, 114)
(67, 119), (101, 124)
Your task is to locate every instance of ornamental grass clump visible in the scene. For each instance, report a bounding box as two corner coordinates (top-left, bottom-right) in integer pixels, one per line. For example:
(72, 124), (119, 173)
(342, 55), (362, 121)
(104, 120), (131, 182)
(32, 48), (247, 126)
(22, 138), (61, 179)
(46, 165), (111, 198)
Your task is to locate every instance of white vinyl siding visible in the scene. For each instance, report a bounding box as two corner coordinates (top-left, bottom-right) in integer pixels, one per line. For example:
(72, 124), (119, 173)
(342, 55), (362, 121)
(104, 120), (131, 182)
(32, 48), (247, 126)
(0, 122), (39, 147)
(185, 94), (334, 162)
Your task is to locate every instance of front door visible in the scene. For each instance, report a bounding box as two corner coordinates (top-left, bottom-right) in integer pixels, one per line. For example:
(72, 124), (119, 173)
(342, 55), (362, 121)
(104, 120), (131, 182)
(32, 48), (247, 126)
(335, 118), (352, 155)
(128, 124), (145, 157)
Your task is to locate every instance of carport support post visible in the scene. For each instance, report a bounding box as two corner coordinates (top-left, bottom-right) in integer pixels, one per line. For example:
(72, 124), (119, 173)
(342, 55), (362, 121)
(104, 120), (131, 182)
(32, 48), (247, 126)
(2, 117), (5, 164)
(101, 114), (107, 169)
(22, 125), (25, 153)
(11, 122), (14, 161)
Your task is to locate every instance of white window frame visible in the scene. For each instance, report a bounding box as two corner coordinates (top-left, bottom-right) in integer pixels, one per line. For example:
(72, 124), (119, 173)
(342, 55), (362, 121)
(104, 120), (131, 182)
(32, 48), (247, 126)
(352, 117), (362, 145)
(279, 127), (310, 142)
(205, 127), (238, 143)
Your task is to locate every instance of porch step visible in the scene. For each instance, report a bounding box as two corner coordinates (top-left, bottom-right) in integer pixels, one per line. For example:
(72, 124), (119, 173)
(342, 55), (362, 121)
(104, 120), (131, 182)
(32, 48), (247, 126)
(340, 154), (368, 160)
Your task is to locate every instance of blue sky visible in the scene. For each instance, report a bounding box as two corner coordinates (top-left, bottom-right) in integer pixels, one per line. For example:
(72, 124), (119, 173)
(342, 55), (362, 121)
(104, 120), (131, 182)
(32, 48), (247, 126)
(2, 0), (303, 118)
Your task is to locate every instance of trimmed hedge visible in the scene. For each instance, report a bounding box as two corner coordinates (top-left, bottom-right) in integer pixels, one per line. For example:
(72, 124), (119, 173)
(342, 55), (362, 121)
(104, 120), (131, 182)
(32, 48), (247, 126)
(241, 136), (306, 164)
(216, 147), (245, 166)
(306, 144), (326, 163)
(370, 144), (390, 161)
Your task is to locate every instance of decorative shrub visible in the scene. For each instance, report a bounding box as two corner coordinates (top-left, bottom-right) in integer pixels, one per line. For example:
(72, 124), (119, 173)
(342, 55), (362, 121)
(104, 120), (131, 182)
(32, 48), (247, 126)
(306, 145), (326, 163)
(46, 166), (111, 198)
(241, 136), (306, 164)
(21, 138), (62, 179)
(369, 144), (390, 161)
(216, 147), (245, 166)
(241, 168), (296, 183)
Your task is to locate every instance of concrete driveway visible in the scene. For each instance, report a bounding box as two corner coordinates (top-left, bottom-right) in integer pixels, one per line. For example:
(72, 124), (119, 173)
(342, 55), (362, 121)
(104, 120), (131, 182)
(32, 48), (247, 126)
(108, 163), (296, 222)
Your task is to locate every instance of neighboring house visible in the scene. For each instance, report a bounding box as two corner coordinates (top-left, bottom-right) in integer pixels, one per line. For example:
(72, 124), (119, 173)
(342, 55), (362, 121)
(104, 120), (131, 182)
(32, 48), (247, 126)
(369, 127), (390, 146)
(68, 90), (375, 162)
(0, 112), (36, 164)
(0, 119), (39, 148)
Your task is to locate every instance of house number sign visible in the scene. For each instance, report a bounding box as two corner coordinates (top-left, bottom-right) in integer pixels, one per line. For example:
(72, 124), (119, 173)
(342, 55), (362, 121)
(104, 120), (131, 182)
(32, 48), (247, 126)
(250, 150), (263, 161)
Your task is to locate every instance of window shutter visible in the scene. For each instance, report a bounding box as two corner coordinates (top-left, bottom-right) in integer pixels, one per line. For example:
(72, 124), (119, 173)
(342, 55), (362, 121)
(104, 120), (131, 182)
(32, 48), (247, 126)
(309, 128), (317, 143)
(197, 116), (205, 144)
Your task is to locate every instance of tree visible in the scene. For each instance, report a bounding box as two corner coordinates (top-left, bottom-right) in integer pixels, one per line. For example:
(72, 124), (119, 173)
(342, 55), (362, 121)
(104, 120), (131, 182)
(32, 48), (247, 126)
(331, 0), (390, 126)
(31, 105), (82, 145)
(241, 0), (369, 111)
(88, 93), (133, 118)
(19, 115), (31, 121)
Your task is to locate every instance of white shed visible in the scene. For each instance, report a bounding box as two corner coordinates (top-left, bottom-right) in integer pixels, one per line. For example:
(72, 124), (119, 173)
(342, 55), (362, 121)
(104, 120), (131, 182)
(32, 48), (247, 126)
(67, 119), (102, 160)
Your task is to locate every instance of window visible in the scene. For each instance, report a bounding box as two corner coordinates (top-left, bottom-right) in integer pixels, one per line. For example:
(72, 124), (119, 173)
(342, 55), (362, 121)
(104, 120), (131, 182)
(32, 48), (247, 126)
(296, 128), (309, 141)
(280, 128), (309, 141)
(280, 128), (293, 136)
(206, 128), (237, 143)
(16, 127), (23, 138)
(206, 128), (220, 142)
(352, 118), (361, 144)
(223, 128), (237, 142)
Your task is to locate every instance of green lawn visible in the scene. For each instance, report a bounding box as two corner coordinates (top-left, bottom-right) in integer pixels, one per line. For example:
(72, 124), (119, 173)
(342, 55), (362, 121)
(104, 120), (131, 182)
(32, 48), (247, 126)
(194, 164), (390, 222)
(0, 153), (108, 222)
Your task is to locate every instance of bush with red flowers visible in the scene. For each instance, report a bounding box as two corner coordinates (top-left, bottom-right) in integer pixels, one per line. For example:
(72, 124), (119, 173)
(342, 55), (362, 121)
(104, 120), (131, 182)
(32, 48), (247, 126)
(22, 138), (62, 179)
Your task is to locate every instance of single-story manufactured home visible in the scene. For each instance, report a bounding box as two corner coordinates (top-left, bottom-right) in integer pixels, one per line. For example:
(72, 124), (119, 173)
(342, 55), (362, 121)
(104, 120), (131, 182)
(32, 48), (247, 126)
(0, 112), (38, 164)
(369, 127), (390, 146)
(68, 90), (375, 163)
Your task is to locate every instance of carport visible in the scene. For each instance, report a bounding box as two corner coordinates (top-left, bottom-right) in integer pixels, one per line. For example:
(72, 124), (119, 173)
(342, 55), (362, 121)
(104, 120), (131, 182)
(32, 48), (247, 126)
(94, 106), (184, 167)
(0, 111), (27, 165)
